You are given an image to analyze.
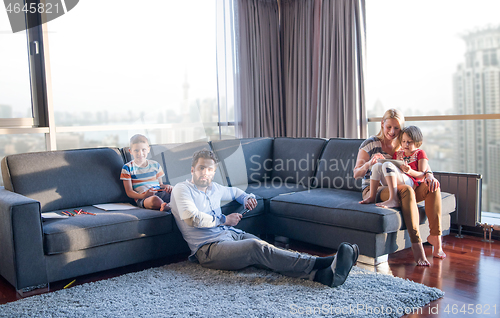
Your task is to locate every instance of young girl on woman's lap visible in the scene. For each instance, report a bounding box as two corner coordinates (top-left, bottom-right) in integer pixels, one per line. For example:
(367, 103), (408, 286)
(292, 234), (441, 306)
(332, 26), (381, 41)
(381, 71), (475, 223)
(355, 109), (446, 266)
(360, 126), (429, 209)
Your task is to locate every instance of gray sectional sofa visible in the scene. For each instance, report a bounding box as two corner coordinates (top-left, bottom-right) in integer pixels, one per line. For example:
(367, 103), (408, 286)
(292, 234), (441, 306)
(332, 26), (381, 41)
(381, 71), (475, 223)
(0, 137), (456, 293)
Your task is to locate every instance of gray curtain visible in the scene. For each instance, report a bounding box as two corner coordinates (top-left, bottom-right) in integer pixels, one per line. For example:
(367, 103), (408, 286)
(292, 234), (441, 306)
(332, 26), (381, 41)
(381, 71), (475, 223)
(236, 0), (367, 139)
(314, 0), (366, 139)
(235, 0), (284, 137)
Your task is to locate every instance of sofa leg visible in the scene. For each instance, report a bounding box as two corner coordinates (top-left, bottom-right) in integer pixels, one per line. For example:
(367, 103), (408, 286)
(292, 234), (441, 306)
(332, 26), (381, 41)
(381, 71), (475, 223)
(274, 235), (290, 249)
(16, 283), (49, 297)
(357, 254), (388, 266)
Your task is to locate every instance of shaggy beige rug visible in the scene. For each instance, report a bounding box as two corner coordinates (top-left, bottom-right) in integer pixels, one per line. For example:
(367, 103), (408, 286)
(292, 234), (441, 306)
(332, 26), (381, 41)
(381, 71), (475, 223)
(0, 261), (444, 317)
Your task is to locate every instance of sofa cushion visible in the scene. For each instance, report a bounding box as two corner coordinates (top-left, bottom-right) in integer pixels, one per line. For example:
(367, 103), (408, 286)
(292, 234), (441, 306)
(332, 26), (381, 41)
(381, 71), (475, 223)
(271, 138), (327, 187)
(270, 188), (456, 234)
(211, 138), (274, 186)
(42, 206), (173, 255)
(2, 148), (131, 212)
(123, 141), (226, 187)
(314, 138), (364, 191)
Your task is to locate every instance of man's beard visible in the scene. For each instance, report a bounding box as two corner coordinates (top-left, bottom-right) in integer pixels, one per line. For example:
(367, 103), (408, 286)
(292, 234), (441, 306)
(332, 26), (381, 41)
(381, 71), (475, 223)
(193, 175), (212, 188)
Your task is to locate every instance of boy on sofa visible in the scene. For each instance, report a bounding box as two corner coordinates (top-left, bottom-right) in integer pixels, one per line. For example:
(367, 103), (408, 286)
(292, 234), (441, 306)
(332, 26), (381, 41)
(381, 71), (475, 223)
(170, 149), (359, 288)
(120, 134), (172, 211)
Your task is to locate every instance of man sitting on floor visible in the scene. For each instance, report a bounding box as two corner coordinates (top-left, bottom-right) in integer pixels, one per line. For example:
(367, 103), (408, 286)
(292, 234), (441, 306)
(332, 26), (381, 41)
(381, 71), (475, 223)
(169, 149), (358, 287)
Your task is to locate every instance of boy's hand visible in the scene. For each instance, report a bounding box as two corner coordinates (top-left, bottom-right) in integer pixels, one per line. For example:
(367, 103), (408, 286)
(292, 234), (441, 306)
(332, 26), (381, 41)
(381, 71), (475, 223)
(162, 184), (173, 193)
(142, 189), (154, 199)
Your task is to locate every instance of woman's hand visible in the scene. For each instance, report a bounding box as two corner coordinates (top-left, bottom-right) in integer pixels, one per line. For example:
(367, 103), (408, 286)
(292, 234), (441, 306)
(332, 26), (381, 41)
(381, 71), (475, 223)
(425, 174), (440, 192)
(368, 153), (385, 167)
(354, 150), (384, 179)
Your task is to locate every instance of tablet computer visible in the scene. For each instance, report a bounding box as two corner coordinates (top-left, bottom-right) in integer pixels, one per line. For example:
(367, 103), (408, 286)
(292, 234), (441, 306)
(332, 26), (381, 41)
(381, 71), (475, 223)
(377, 159), (405, 168)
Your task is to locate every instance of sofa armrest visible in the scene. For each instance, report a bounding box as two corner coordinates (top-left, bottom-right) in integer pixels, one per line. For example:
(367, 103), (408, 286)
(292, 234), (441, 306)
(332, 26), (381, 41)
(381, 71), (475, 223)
(0, 187), (48, 290)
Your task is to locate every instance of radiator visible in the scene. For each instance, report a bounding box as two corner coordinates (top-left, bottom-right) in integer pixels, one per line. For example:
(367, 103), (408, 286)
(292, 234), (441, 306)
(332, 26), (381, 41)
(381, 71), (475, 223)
(433, 172), (482, 229)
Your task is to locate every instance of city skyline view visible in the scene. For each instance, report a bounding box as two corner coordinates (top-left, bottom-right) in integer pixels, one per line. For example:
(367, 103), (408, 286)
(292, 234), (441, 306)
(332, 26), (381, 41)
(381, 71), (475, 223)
(1, 0), (218, 119)
(453, 26), (500, 213)
(366, 0), (500, 117)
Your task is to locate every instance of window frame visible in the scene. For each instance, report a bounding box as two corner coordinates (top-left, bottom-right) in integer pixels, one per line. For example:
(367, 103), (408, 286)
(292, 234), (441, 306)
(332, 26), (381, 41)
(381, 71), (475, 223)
(0, 3), (44, 129)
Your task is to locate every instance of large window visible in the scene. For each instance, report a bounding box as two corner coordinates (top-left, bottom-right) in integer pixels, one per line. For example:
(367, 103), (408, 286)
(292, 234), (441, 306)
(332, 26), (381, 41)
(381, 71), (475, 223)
(366, 0), (500, 219)
(0, 8), (32, 123)
(366, 0), (500, 117)
(46, 1), (220, 147)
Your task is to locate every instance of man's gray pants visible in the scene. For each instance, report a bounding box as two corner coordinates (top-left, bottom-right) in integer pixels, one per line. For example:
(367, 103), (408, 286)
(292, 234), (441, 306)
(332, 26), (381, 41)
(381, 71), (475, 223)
(195, 232), (317, 280)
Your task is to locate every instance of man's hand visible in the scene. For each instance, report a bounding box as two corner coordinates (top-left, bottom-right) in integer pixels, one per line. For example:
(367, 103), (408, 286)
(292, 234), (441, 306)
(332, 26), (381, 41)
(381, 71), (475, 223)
(223, 213), (242, 226)
(245, 198), (258, 210)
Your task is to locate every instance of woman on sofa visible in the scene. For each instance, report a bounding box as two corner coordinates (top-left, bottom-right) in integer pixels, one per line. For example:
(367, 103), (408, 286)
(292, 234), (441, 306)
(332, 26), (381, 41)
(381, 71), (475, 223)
(353, 108), (446, 266)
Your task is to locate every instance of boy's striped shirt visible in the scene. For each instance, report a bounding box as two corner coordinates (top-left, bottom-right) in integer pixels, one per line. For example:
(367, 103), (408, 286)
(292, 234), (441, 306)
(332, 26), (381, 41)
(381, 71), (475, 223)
(120, 160), (164, 193)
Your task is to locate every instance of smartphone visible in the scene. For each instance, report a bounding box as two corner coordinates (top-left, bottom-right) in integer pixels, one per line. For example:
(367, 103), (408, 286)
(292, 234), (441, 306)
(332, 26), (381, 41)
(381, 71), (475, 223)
(240, 208), (250, 215)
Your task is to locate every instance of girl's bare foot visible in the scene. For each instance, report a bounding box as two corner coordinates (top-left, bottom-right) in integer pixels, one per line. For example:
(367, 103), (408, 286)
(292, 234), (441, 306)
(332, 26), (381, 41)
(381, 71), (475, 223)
(160, 202), (170, 212)
(427, 235), (446, 259)
(359, 197), (376, 204)
(411, 242), (430, 266)
(375, 198), (400, 209)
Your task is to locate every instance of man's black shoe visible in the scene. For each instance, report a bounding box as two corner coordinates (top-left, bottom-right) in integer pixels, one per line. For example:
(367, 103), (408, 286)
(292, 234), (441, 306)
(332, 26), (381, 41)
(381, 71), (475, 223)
(332, 242), (359, 287)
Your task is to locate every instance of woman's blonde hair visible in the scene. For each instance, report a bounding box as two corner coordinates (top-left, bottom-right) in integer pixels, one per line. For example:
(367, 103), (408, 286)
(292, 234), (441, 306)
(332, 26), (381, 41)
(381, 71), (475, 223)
(375, 108), (405, 142)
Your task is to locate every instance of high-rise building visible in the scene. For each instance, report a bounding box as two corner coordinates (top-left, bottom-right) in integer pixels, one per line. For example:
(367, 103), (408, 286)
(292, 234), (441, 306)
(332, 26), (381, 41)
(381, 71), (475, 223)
(453, 26), (500, 212)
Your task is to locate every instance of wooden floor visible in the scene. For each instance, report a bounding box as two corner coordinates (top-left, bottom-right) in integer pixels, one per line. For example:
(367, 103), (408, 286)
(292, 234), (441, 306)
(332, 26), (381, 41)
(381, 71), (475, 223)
(1, 234), (499, 317)
(363, 235), (500, 317)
